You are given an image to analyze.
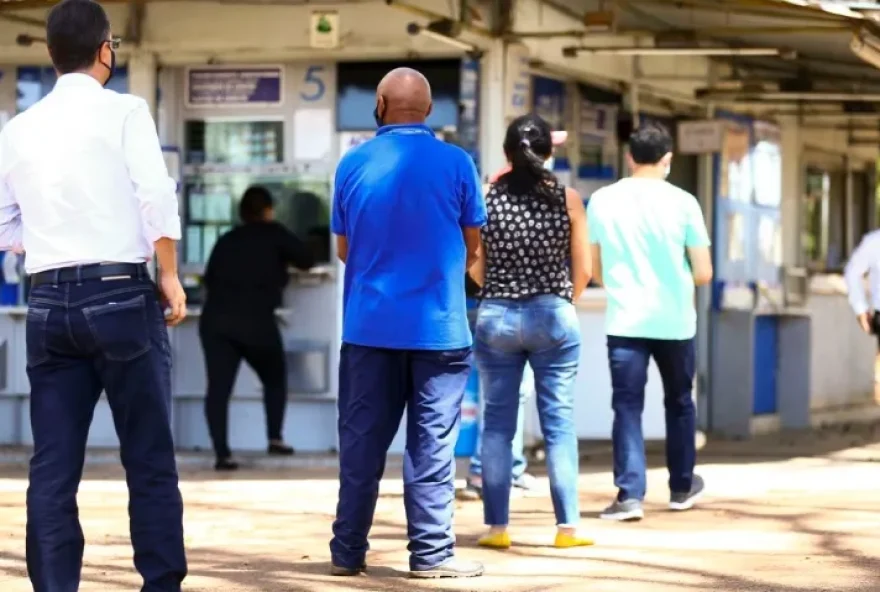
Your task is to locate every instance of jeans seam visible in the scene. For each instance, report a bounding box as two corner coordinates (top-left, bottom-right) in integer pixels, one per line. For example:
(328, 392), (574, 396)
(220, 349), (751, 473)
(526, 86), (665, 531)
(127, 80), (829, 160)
(70, 285), (152, 308)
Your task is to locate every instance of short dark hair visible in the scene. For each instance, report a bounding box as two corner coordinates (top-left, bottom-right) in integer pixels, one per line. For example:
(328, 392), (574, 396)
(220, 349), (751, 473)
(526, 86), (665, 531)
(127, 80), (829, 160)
(46, 0), (110, 74)
(628, 123), (673, 165)
(239, 186), (274, 223)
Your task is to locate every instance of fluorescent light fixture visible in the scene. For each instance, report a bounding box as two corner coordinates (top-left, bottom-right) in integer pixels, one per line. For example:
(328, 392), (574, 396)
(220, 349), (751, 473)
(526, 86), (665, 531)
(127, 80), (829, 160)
(568, 46), (793, 57)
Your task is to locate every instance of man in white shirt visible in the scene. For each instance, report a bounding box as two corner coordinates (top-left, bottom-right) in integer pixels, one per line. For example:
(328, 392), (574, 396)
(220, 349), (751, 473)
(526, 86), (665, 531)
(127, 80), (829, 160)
(0, 1), (187, 589)
(844, 229), (880, 339)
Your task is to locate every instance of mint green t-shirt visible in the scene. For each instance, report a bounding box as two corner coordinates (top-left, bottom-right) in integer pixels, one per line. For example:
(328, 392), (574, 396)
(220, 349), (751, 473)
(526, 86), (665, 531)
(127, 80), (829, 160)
(587, 177), (711, 340)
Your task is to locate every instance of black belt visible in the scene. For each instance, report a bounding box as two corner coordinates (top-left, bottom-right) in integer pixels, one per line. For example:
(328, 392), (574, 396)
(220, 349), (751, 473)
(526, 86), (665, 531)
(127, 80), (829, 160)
(30, 263), (149, 287)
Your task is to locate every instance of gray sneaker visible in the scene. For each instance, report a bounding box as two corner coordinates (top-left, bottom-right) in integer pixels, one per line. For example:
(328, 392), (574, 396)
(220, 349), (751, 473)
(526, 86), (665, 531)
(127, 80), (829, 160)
(670, 474), (705, 511)
(456, 477), (482, 501)
(409, 558), (484, 579)
(512, 472), (538, 492)
(599, 498), (644, 522)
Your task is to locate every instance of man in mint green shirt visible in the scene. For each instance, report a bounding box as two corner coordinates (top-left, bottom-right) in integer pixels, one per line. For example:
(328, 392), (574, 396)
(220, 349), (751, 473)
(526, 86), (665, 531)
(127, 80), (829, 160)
(586, 123), (713, 522)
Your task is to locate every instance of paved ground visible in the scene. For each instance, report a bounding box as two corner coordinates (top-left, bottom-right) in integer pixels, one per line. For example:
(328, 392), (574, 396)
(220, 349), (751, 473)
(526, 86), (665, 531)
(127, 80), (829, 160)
(1, 425), (880, 591)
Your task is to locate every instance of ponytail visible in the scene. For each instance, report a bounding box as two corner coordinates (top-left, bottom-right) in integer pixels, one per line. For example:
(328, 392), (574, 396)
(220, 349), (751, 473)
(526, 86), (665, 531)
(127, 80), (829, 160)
(501, 124), (559, 200)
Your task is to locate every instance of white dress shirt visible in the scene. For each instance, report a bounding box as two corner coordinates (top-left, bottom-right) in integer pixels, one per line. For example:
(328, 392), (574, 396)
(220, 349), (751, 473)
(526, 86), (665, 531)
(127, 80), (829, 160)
(0, 73), (180, 274)
(844, 229), (880, 316)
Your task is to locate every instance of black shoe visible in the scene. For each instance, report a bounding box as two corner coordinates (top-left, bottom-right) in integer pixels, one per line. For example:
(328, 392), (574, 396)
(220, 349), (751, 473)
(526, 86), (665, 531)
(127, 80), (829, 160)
(409, 558), (484, 579)
(267, 442), (295, 456)
(330, 562), (366, 576)
(214, 457), (239, 471)
(670, 474), (705, 511)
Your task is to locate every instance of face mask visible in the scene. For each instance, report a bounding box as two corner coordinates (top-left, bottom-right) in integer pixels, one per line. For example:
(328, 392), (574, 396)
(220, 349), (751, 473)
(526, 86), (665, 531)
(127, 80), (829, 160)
(544, 157), (555, 172)
(100, 44), (116, 87)
(373, 102), (384, 128)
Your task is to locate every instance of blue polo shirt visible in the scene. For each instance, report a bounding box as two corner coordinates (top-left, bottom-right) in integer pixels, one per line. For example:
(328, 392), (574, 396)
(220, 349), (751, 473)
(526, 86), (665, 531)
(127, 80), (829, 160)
(331, 123), (486, 350)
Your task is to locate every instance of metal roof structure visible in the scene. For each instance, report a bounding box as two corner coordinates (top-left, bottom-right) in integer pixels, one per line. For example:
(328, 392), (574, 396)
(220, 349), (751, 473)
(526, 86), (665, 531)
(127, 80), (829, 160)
(542, 0), (880, 92)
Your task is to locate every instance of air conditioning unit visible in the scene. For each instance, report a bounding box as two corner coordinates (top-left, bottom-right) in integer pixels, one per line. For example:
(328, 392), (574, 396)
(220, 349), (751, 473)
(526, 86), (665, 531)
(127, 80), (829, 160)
(851, 29), (880, 69)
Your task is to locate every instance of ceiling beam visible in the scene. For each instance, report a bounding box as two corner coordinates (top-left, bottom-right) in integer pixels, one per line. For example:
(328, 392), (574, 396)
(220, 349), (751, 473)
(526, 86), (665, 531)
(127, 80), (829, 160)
(627, 0), (854, 22)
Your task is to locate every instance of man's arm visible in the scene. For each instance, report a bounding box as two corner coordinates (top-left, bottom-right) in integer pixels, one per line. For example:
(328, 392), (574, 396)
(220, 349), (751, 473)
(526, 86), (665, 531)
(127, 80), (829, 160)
(460, 155), (488, 270)
(684, 198), (713, 286)
(276, 225), (315, 271)
(590, 244), (603, 287)
(331, 159), (349, 264)
(0, 135), (22, 253)
(122, 99), (185, 325)
(844, 234), (877, 333)
(586, 198), (602, 286)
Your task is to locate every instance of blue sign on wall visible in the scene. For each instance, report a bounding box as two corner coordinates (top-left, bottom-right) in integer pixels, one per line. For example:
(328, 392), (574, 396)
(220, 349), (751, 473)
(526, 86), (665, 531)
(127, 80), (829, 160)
(17, 66), (129, 112)
(186, 67), (283, 107)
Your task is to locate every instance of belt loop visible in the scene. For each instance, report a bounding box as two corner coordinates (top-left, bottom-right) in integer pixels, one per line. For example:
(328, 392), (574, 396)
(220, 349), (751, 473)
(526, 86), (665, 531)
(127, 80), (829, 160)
(75, 265), (82, 286)
(51, 268), (59, 286)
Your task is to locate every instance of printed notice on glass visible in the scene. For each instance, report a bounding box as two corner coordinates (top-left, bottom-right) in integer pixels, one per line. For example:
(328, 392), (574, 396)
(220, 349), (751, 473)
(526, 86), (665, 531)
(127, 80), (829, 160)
(202, 226), (219, 262)
(294, 108), (332, 160)
(188, 191), (206, 222)
(185, 226), (202, 264)
(186, 67), (283, 107)
(204, 192), (231, 223)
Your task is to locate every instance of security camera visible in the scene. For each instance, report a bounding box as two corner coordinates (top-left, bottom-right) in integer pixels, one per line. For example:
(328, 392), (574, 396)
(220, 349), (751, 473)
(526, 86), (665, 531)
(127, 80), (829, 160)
(406, 22), (421, 37)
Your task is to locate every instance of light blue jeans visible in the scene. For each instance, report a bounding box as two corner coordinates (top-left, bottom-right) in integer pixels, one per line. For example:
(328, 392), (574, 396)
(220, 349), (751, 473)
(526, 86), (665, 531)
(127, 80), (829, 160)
(468, 364), (533, 479)
(475, 295), (581, 527)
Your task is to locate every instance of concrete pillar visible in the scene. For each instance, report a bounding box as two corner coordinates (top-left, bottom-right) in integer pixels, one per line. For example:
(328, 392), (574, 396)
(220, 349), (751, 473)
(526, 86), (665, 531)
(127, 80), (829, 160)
(479, 39), (507, 180)
(127, 50), (158, 119)
(779, 116), (802, 267)
(0, 66), (17, 124)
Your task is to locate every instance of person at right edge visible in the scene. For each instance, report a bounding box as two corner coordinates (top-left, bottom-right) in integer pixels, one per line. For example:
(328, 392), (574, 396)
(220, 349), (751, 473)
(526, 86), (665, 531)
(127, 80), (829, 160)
(0, 0), (187, 589)
(468, 114), (593, 549)
(843, 228), (880, 358)
(587, 123), (713, 522)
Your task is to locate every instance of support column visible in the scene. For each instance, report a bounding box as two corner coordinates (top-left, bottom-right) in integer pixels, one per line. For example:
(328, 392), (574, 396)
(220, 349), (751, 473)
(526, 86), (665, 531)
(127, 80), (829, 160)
(0, 67), (15, 127)
(127, 50), (158, 119)
(479, 39), (507, 180)
(779, 116), (802, 266)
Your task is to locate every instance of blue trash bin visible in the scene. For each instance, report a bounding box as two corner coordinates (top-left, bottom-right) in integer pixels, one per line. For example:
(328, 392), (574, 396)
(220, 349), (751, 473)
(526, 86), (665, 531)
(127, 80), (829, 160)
(455, 298), (480, 458)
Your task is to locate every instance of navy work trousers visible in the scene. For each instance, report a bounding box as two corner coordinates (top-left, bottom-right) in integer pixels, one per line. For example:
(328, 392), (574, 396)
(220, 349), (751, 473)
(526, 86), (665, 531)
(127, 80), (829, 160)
(25, 273), (187, 592)
(330, 343), (471, 572)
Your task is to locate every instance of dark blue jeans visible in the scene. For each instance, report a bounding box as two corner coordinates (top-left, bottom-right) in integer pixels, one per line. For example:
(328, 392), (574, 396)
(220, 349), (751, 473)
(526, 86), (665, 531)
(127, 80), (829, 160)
(25, 275), (186, 592)
(607, 335), (696, 502)
(330, 343), (471, 572)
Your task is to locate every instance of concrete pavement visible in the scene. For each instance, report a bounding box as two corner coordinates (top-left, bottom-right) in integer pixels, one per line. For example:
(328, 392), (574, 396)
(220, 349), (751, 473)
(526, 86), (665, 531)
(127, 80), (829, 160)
(0, 428), (878, 591)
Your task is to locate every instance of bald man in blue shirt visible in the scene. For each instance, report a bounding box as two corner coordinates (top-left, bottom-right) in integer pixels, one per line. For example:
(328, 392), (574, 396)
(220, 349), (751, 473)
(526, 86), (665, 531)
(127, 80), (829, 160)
(329, 68), (486, 579)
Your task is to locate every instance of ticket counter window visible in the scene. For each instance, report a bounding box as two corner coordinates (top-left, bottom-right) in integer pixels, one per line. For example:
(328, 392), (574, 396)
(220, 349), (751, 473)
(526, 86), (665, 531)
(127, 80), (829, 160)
(17, 66), (129, 112)
(182, 119), (331, 273)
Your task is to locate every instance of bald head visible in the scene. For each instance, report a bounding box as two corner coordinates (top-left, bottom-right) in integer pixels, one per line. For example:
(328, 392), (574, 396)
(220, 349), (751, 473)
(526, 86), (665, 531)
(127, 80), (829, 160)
(375, 67), (433, 126)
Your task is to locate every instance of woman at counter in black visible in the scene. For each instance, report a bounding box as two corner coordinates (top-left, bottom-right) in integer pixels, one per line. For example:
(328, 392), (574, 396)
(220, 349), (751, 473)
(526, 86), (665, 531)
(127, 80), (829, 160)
(200, 186), (315, 471)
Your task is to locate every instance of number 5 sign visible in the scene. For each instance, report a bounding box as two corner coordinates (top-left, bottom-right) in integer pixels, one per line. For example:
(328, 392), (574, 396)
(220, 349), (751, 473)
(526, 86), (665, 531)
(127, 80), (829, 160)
(300, 65), (327, 102)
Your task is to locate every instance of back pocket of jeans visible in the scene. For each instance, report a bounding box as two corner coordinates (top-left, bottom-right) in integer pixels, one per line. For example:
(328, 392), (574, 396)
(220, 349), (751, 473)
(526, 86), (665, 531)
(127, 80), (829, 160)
(25, 308), (51, 368)
(82, 294), (152, 362)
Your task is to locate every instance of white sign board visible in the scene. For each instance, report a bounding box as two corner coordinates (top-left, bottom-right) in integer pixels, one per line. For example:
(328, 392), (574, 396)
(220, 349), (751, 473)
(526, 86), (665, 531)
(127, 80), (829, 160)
(677, 120), (725, 154)
(310, 11), (340, 49)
